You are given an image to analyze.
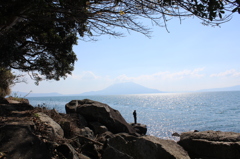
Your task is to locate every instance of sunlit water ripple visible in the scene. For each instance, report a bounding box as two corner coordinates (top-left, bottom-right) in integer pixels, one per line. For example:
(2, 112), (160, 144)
(27, 91), (240, 140)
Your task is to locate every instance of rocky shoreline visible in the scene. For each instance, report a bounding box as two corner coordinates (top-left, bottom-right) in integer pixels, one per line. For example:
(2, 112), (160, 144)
(0, 98), (240, 159)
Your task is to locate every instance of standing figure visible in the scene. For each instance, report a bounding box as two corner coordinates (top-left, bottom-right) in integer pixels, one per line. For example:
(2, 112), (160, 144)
(133, 110), (137, 124)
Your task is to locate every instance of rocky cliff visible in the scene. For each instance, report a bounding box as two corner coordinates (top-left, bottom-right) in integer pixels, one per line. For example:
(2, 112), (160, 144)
(0, 98), (239, 159)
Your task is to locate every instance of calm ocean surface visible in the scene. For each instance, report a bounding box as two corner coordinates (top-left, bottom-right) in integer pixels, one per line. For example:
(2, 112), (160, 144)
(26, 91), (240, 140)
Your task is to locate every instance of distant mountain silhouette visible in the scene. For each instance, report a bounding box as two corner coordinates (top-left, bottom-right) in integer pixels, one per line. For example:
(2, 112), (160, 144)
(80, 82), (164, 95)
(12, 84), (240, 97)
(197, 85), (240, 92)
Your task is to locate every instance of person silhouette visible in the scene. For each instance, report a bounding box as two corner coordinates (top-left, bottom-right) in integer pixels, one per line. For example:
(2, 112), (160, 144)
(133, 110), (137, 124)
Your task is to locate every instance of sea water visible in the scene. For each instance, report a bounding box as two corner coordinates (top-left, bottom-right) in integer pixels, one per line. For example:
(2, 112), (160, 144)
(26, 91), (240, 140)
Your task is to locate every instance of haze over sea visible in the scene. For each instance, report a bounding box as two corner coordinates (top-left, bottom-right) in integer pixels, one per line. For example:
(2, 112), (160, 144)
(26, 91), (240, 140)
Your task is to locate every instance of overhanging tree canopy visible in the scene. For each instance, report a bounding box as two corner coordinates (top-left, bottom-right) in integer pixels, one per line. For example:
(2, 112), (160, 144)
(0, 0), (239, 83)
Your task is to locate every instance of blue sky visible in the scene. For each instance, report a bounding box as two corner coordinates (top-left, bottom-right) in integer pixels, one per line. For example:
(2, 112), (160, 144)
(12, 15), (240, 94)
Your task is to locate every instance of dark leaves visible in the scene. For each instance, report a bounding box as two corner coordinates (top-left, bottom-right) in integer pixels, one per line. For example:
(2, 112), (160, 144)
(232, 7), (238, 13)
(0, 0), (239, 84)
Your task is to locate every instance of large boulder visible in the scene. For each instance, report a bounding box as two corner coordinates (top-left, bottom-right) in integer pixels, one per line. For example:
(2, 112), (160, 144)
(178, 130), (240, 159)
(103, 133), (190, 159)
(65, 100), (79, 114)
(67, 99), (135, 134)
(0, 124), (51, 159)
(36, 112), (64, 139)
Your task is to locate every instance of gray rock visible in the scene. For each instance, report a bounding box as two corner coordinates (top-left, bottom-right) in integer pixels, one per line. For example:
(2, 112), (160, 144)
(130, 123), (147, 135)
(65, 100), (79, 114)
(178, 130), (240, 159)
(65, 99), (95, 114)
(79, 127), (94, 138)
(60, 121), (71, 138)
(78, 153), (91, 159)
(56, 143), (90, 159)
(0, 124), (51, 159)
(97, 131), (115, 144)
(36, 112), (64, 138)
(0, 121), (35, 130)
(7, 99), (21, 103)
(89, 122), (108, 135)
(106, 133), (190, 159)
(72, 99), (135, 134)
(103, 146), (134, 159)
(0, 103), (33, 115)
(78, 114), (88, 127)
(81, 142), (100, 159)
(6, 98), (29, 104)
(172, 132), (180, 137)
(9, 110), (31, 117)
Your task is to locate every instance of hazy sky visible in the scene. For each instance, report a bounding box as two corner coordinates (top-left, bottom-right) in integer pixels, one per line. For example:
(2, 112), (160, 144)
(12, 15), (240, 95)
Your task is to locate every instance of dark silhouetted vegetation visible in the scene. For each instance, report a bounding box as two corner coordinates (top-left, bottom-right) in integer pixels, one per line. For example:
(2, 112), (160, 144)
(0, 0), (239, 84)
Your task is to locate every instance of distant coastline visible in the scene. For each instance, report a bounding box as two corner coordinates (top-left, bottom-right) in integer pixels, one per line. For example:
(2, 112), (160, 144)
(12, 83), (240, 97)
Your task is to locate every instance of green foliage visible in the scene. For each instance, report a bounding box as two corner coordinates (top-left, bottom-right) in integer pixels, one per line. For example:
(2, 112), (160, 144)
(0, 0), (238, 84)
(33, 113), (40, 118)
(0, 68), (26, 97)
